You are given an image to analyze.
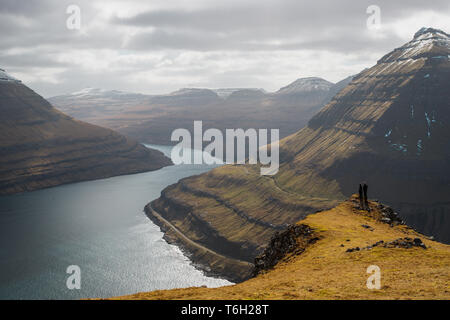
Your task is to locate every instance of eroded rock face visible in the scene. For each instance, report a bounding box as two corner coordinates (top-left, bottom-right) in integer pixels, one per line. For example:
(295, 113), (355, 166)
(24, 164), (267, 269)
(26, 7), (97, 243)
(0, 78), (171, 195)
(253, 224), (317, 276)
(376, 204), (405, 226)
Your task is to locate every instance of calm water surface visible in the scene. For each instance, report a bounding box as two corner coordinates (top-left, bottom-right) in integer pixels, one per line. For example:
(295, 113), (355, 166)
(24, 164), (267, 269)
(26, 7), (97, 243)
(0, 145), (231, 299)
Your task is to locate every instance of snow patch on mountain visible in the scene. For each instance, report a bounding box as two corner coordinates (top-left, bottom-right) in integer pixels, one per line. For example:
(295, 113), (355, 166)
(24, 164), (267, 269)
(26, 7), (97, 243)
(413, 27), (450, 40)
(213, 88), (265, 99)
(70, 87), (135, 97)
(0, 69), (21, 83)
(276, 77), (334, 94)
(168, 87), (266, 98)
(379, 27), (450, 63)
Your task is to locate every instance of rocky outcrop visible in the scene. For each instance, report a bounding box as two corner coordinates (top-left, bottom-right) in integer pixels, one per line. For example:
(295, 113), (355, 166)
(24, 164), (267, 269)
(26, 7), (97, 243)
(385, 237), (427, 249)
(346, 237), (427, 252)
(253, 224), (317, 276)
(349, 195), (405, 227)
(375, 203), (405, 226)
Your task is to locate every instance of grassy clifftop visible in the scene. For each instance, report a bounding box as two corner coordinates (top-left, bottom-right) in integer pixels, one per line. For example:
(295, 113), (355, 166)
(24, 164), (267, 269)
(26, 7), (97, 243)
(115, 196), (450, 300)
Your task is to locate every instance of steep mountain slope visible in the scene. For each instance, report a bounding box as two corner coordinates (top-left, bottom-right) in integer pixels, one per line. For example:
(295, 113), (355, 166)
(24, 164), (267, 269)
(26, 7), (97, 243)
(0, 72), (171, 195)
(115, 197), (450, 300)
(145, 28), (450, 282)
(49, 78), (346, 145)
(277, 27), (450, 240)
(322, 75), (354, 103)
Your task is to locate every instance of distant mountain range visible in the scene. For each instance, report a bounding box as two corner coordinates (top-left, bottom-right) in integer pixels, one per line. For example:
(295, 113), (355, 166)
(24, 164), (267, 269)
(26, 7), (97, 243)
(0, 71), (171, 195)
(48, 77), (353, 145)
(145, 27), (450, 282)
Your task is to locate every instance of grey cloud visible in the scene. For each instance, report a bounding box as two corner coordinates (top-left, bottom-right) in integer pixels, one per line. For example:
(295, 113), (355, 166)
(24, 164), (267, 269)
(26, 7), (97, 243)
(0, 0), (121, 50)
(115, 0), (450, 31)
(0, 0), (54, 15)
(3, 0), (449, 54)
(114, 0), (450, 32)
(0, 52), (68, 68)
(123, 25), (403, 55)
(115, 0), (449, 53)
(1, 0), (449, 97)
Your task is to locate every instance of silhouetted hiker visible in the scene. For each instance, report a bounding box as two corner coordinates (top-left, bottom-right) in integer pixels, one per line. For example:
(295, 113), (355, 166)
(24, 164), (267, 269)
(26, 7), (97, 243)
(358, 184), (364, 209)
(363, 183), (369, 210)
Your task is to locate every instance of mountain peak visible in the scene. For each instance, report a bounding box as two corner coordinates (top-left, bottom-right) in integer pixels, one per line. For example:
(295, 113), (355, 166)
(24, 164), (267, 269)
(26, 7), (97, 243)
(169, 88), (218, 97)
(378, 27), (449, 64)
(277, 77), (334, 94)
(0, 68), (21, 83)
(413, 27), (450, 40)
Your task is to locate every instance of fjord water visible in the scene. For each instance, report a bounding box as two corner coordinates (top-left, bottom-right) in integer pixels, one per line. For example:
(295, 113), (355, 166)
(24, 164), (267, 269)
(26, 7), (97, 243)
(0, 145), (231, 299)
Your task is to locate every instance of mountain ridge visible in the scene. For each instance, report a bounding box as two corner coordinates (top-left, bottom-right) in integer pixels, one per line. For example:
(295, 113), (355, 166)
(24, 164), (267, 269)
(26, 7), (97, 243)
(48, 76), (345, 146)
(50, 76), (335, 100)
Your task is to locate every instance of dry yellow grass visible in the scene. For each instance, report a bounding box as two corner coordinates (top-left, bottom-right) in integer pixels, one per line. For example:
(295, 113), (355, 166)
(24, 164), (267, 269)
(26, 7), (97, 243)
(113, 196), (450, 300)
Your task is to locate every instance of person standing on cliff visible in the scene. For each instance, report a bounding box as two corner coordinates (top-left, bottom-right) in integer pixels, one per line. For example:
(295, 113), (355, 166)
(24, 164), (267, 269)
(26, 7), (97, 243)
(363, 183), (369, 211)
(358, 184), (364, 209)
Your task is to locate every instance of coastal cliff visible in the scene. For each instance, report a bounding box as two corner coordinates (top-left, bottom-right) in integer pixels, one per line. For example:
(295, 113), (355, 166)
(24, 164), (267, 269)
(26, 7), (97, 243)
(145, 198), (253, 283)
(116, 196), (450, 300)
(145, 172), (336, 282)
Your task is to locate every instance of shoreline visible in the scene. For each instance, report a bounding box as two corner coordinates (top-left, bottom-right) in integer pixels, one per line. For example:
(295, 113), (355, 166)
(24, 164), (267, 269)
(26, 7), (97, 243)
(144, 202), (253, 284)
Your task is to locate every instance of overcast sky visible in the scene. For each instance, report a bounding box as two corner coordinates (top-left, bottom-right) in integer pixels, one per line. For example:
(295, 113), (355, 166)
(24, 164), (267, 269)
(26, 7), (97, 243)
(1, 0), (449, 97)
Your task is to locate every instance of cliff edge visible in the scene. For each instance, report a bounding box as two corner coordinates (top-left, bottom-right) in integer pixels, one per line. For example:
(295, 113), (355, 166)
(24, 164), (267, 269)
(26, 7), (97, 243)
(116, 196), (450, 300)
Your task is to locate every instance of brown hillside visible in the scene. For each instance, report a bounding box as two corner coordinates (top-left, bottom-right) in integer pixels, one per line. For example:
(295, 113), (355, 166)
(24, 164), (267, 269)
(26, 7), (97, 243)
(0, 78), (171, 195)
